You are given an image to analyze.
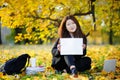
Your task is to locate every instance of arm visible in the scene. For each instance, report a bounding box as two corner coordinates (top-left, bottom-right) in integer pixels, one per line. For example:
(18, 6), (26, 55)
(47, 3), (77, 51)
(83, 36), (87, 56)
(51, 39), (60, 57)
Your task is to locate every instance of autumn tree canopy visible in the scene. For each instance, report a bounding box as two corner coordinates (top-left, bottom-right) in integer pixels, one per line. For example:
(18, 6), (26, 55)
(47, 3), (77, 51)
(0, 0), (120, 44)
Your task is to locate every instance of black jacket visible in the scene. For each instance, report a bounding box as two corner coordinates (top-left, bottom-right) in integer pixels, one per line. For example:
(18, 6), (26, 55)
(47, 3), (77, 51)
(51, 37), (87, 67)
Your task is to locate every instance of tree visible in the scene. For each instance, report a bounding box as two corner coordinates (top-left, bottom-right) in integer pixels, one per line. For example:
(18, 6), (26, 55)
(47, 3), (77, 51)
(95, 0), (120, 44)
(0, 0), (94, 44)
(0, 0), (119, 44)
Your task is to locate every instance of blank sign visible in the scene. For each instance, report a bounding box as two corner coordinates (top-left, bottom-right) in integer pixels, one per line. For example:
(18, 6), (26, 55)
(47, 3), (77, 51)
(60, 38), (83, 55)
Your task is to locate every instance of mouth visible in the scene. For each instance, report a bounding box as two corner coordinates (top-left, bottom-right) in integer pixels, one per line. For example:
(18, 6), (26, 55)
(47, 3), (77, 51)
(70, 28), (74, 30)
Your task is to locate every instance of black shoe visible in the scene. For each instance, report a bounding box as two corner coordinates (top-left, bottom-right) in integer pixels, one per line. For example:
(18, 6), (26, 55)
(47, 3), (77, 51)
(70, 68), (78, 77)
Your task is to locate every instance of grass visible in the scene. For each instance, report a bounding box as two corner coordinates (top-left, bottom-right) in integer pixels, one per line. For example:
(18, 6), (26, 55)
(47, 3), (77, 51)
(0, 44), (120, 80)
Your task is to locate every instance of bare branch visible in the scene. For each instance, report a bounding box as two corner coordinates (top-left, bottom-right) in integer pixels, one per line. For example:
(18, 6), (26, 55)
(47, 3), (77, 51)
(73, 11), (92, 16)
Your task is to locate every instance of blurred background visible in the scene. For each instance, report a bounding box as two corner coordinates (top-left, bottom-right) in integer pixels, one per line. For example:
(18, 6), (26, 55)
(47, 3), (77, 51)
(0, 0), (120, 45)
(0, 0), (120, 79)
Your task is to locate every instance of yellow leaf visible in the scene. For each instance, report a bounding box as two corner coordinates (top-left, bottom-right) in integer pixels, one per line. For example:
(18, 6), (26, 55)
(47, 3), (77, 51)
(26, 78), (31, 80)
(0, 72), (3, 78)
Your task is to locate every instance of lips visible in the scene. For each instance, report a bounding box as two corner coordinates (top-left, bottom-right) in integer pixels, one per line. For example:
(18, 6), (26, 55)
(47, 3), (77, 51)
(70, 28), (75, 30)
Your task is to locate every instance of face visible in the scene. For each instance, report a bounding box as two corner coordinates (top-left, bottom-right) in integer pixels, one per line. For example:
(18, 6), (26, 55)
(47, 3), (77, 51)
(66, 19), (77, 33)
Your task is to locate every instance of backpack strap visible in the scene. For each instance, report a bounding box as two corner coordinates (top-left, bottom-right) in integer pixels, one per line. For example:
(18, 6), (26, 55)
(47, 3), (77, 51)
(21, 56), (30, 72)
(26, 57), (30, 67)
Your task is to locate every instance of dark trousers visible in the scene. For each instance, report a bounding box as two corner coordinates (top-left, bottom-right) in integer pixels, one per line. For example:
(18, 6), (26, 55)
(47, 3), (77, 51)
(54, 55), (91, 73)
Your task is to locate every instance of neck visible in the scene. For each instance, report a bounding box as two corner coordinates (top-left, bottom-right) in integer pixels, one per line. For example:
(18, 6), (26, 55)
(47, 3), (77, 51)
(69, 33), (74, 38)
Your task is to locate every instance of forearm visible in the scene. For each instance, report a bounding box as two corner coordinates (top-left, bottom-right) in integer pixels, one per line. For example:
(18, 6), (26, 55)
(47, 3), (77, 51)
(51, 38), (60, 57)
(83, 36), (87, 56)
(83, 48), (86, 56)
(52, 48), (60, 57)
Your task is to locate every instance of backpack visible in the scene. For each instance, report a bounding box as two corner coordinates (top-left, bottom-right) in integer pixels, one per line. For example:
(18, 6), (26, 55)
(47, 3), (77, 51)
(4, 54), (30, 75)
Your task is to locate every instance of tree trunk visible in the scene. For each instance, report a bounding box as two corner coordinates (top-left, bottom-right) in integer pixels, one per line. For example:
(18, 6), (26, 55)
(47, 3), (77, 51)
(109, 20), (113, 45)
(109, 0), (114, 45)
(91, 0), (96, 31)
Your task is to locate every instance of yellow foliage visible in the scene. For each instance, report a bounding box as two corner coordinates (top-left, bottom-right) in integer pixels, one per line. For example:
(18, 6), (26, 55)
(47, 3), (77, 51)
(33, 76), (40, 80)
(0, 45), (120, 80)
(0, 72), (3, 78)
(0, 0), (93, 44)
(1, 0), (119, 44)
(26, 27), (32, 33)
(26, 78), (31, 80)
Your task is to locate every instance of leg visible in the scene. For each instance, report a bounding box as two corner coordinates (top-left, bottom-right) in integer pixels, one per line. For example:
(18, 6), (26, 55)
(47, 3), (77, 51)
(53, 57), (68, 73)
(75, 57), (91, 72)
(64, 55), (77, 75)
(64, 55), (75, 67)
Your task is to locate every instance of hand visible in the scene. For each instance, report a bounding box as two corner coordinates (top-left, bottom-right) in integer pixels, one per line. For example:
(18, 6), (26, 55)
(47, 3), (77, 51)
(82, 44), (86, 50)
(57, 44), (61, 52)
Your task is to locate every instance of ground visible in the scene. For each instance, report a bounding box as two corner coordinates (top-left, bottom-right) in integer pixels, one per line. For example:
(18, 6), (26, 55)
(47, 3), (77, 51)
(0, 44), (120, 80)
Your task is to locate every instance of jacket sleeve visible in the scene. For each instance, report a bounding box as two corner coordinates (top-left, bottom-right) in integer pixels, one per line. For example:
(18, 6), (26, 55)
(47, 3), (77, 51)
(83, 36), (87, 56)
(51, 39), (60, 57)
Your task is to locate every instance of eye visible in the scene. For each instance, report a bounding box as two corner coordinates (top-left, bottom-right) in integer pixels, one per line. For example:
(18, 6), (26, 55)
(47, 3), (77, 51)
(72, 22), (75, 24)
(67, 23), (70, 26)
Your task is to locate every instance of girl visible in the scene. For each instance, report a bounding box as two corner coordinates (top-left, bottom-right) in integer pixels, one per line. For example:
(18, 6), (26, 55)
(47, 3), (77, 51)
(51, 15), (91, 77)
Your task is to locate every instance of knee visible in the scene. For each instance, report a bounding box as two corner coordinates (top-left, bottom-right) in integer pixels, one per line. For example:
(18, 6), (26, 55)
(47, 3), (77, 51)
(84, 57), (91, 64)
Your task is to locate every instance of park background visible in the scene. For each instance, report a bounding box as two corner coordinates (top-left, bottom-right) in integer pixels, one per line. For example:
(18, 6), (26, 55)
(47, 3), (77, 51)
(0, 0), (120, 80)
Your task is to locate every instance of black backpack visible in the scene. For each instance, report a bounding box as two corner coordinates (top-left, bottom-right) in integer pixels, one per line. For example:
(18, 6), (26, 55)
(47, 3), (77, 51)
(4, 54), (30, 75)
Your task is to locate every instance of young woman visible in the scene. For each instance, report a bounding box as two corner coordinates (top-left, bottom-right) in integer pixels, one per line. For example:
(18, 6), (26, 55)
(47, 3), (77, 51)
(51, 15), (91, 76)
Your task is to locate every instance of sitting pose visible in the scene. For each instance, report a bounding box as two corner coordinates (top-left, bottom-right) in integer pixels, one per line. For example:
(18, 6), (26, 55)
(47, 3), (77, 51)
(51, 15), (91, 77)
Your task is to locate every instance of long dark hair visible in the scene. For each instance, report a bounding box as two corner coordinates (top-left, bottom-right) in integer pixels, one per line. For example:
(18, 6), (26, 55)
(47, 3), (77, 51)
(58, 15), (85, 38)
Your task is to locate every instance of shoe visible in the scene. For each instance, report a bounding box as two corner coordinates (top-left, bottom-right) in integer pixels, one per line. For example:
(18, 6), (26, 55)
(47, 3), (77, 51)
(70, 68), (78, 78)
(62, 69), (67, 73)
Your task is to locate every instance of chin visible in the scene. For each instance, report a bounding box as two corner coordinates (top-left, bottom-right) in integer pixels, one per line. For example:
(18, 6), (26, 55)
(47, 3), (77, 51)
(70, 30), (76, 33)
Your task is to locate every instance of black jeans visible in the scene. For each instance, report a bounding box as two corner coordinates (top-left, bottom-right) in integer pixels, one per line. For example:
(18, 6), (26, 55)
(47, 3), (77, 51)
(53, 56), (70, 73)
(54, 55), (91, 73)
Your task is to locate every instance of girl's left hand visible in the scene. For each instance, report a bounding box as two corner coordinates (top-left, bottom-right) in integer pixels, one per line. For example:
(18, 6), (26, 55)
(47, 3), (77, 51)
(82, 44), (86, 50)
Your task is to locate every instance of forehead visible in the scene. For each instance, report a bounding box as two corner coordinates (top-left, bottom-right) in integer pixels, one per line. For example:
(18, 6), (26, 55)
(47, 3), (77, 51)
(66, 19), (74, 23)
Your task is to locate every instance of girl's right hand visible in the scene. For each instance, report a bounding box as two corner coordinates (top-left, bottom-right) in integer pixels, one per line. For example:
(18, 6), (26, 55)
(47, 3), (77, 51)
(57, 44), (61, 52)
(82, 44), (86, 50)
